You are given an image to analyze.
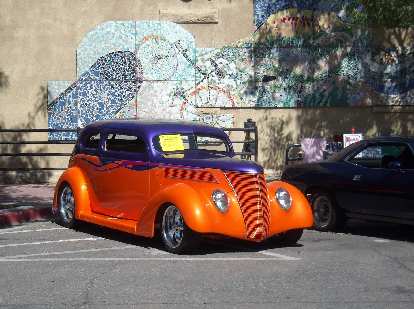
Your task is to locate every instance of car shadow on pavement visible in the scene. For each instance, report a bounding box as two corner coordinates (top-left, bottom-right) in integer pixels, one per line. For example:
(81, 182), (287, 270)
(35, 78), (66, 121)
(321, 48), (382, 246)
(333, 219), (414, 243)
(70, 221), (303, 255)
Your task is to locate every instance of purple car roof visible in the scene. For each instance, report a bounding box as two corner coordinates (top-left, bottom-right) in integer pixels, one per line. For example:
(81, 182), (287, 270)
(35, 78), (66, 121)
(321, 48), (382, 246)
(80, 120), (263, 174)
(84, 119), (230, 139)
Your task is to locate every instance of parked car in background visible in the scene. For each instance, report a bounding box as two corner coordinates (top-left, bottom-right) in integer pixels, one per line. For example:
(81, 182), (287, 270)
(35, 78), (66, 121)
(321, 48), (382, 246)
(53, 120), (313, 253)
(282, 137), (414, 231)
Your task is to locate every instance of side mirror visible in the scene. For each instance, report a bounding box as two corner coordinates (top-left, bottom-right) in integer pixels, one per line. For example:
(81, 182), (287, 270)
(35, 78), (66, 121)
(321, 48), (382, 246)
(286, 145), (304, 162)
(388, 160), (402, 170)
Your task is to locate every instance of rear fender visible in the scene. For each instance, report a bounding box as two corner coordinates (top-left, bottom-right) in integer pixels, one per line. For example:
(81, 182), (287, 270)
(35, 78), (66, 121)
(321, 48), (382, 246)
(53, 167), (93, 220)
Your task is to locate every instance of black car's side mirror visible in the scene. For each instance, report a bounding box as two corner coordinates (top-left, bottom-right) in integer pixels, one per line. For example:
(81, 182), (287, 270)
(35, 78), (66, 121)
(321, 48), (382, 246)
(387, 160), (402, 170)
(286, 146), (304, 162)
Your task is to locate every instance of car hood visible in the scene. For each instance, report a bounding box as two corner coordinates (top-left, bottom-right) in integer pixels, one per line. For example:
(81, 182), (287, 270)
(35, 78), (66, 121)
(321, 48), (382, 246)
(282, 161), (338, 180)
(154, 155), (263, 174)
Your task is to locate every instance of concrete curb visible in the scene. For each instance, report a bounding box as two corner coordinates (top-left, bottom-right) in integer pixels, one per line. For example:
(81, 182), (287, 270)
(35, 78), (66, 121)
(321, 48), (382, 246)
(0, 205), (52, 227)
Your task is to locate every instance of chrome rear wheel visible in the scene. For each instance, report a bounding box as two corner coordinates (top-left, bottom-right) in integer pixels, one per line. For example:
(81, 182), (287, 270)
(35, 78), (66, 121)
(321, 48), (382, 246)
(58, 184), (76, 228)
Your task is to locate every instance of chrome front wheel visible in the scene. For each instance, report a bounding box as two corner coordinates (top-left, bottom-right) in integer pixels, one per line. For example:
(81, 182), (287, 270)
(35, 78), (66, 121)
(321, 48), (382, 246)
(162, 205), (184, 249)
(160, 205), (198, 254)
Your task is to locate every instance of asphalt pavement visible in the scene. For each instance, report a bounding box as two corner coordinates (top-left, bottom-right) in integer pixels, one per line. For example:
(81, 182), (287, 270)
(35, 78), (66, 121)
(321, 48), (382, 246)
(1, 219), (414, 308)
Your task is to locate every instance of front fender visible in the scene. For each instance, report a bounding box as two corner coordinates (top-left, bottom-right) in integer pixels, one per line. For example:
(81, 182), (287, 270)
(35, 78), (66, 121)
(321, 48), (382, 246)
(266, 180), (313, 236)
(53, 167), (92, 220)
(136, 182), (246, 238)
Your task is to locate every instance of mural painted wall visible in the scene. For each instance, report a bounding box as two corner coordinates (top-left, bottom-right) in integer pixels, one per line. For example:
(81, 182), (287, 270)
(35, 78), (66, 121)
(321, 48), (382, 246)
(48, 1), (414, 139)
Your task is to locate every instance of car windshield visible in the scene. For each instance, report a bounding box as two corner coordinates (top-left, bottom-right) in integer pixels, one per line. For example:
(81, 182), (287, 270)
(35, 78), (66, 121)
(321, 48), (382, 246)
(327, 141), (363, 162)
(153, 133), (232, 157)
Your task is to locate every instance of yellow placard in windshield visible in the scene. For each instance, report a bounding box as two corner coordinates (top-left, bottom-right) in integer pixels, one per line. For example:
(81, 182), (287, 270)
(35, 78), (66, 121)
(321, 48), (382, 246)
(159, 134), (184, 152)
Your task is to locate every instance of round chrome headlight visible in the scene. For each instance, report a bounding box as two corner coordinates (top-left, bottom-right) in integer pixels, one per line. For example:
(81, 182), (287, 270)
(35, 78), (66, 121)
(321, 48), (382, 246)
(276, 188), (292, 210)
(212, 190), (229, 213)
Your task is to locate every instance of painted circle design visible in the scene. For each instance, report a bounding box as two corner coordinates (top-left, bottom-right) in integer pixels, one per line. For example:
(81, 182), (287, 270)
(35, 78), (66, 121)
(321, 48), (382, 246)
(137, 35), (179, 80)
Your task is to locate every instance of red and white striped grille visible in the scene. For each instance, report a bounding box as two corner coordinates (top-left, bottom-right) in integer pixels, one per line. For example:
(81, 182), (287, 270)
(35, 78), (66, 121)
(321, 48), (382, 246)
(164, 167), (217, 183)
(225, 171), (270, 241)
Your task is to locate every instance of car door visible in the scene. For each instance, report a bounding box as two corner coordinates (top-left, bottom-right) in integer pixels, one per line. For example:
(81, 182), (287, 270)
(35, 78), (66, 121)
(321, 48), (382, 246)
(339, 142), (413, 219)
(92, 130), (150, 220)
(375, 143), (414, 221)
(337, 142), (393, 216)
(75, 130), (112, 211)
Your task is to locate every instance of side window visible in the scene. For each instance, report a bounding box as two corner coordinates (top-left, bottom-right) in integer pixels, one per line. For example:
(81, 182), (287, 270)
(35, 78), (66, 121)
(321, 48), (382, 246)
(395, 145), (414, 170)
(105, 133), (146, 153)
(196, 136), (227, 152)
(348, 143), (411, 169)
(83, 133), (100, 150)
(348, 145), (382, 168)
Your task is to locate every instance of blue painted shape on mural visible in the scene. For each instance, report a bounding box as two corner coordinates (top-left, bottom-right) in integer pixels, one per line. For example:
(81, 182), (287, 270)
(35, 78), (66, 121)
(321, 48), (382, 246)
(253, 0), (354, 27)
(48, 51), (141, 139)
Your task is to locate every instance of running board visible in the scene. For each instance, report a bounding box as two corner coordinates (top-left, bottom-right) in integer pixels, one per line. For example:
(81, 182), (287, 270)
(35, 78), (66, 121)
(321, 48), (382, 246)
(79, 212), (139, 235)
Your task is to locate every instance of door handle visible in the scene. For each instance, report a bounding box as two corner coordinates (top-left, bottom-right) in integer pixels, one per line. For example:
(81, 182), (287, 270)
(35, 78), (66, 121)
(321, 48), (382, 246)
(353, 175), (362, 181)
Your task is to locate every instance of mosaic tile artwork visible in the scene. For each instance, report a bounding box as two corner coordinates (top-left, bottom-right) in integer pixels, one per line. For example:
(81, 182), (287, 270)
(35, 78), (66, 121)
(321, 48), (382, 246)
(48, 51), (140, 139)
(77, 21), (136, 77)
(135, 80), (234, 128)
(47, 81), (73, 103)
(253, 0), (354, 28)
(49, 21), (231, 139)
(251, 1), (414, 107)
(49, 3), (414, 139)
(136, 21), (196, 81)
(195, 47), (255, 107)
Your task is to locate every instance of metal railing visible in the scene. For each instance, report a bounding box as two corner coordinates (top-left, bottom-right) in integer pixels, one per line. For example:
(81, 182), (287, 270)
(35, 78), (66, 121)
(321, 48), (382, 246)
(0, 126), (258, 172)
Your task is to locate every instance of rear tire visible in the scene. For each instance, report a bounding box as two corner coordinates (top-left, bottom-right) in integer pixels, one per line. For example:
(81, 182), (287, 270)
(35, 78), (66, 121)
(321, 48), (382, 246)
(56, 183), (77, 228)
(272, 229), (304, 245)
(311, 192), (345, 231)
(160, 204), (199, 254)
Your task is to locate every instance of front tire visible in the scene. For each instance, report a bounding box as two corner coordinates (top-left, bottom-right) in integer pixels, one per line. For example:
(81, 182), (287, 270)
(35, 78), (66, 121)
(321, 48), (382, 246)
(160, 204), (198, 254)
(311, 192), (344, 231)
(57, 184), (77, 228)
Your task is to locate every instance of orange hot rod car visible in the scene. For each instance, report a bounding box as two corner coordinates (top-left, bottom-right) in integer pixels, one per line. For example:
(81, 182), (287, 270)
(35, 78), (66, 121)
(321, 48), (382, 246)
(53, 120), (313, 253)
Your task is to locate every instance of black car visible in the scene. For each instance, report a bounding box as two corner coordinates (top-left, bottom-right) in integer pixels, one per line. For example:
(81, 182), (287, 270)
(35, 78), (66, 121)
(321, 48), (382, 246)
(282, 137), (414, 231)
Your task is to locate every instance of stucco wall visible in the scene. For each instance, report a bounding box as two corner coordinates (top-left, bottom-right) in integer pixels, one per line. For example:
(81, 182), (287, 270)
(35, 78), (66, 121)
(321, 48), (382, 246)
(224, 106), (414, 170)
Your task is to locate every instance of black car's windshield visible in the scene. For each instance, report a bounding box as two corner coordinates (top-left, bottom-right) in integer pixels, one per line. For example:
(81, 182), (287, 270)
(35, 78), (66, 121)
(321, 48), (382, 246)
(327, 141), (363, 162)
(153, 133), (232, 157)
